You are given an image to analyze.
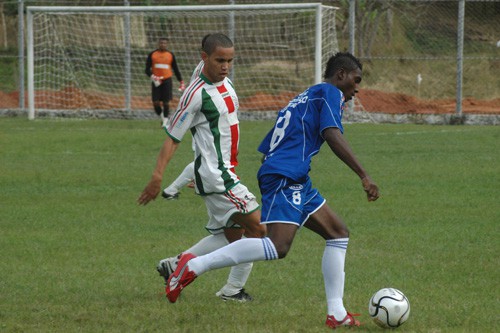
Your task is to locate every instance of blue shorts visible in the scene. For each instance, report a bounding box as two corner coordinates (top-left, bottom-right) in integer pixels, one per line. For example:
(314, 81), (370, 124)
(258, 174), (325, 227)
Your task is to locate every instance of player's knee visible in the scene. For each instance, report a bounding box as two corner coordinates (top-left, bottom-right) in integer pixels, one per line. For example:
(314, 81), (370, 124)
(256, 225), (267, 238)
(274, 243), (291, 259)
(244, 224), (266, 238)
(266, 237), (292, 259)
(224, 228), (244, 243)
(316, 214), (350, 239)
(330, 226), (349, 239)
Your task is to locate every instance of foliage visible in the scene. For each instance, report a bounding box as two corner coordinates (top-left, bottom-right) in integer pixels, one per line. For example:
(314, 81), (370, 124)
(0, 54), (18, 92)
(0, 1), (498, 103)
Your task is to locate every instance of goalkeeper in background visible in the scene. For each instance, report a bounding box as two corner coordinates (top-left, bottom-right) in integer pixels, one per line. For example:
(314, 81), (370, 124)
(145, 37), (185, 124)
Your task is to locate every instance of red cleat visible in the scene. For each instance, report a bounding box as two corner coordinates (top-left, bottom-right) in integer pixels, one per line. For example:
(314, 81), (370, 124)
(165, 253), (197, 303)
(325, 312), (361, 329)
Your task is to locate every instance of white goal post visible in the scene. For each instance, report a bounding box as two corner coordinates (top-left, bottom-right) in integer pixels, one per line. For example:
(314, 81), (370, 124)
(27, 4), (339, 119)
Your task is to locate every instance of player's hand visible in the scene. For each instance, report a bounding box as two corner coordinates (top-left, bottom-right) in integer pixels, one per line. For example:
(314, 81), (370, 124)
(151, 75), (162, 87)
(178, 81), (185, 92)
(361, 176), (379, 202)
(138, 178), (162, 205)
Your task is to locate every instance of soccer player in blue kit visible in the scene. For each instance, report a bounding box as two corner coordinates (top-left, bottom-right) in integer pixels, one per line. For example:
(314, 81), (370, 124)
(166, 52), (380, 329)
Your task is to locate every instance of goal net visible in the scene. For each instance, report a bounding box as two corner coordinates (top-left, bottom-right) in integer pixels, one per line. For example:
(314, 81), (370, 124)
(27, 4), (338, 119)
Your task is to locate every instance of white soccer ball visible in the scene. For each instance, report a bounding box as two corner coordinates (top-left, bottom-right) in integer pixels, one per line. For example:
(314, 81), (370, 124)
(368, 288), (410, 329)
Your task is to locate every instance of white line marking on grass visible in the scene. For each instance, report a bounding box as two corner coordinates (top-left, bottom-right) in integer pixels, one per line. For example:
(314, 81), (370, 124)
(375, 129), (478, 136)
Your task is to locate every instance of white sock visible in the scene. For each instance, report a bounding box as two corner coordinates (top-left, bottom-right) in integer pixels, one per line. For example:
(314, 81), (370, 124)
(188, 237), (278, 276)
(185, 234), (253, 296)
(185, 233), (229, 256)
(219, 262), (254, 296)
(163, 161), (195, 194)
(219, 235), (254, 295)
(323, 238), (349, 320)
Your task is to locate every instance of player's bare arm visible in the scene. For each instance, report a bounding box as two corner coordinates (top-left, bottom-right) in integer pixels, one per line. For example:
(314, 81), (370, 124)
(323, 127), (379, 201)
(138, 136), (179, 205)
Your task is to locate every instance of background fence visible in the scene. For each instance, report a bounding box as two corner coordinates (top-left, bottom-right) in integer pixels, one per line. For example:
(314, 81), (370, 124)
(0, 0), (498, 118)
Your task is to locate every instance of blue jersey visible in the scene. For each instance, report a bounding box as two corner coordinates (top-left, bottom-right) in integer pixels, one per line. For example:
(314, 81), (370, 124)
(257, 82), (345, 182)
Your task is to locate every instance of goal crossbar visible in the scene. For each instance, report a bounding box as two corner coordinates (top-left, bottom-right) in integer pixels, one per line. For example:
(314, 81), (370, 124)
(27, 3), (337, 13)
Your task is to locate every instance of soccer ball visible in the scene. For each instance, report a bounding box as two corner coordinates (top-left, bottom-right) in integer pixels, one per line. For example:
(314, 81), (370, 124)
(368, 288), (410, 329)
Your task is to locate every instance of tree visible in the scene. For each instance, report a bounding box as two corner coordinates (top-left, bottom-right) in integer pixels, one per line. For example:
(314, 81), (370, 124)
(355, 0), (394, 58)
(0, 1), (7, 49)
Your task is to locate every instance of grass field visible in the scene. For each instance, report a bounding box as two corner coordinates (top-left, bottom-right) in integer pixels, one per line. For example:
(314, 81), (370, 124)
(1, 118), (498, 332)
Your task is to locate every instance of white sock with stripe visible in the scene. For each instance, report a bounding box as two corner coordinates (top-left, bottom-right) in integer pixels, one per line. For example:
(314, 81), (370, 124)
(185, 233), (253, 296)
(323, 238), (349, 321)
(188, 237), (278, 276)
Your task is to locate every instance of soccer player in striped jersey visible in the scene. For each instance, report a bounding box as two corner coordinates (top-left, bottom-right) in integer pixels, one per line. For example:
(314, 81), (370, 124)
(158, 36), (256, 302)
(165, 52), (380, 329)
(138, 33), (266, 301)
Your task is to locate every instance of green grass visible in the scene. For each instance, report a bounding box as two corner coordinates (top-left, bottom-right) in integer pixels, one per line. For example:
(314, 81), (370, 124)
(0, 118), (498, 332)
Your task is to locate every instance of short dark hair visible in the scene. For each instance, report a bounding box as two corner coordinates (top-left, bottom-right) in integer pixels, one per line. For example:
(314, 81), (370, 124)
(324, 52), (362, 79)
(159, 37), (168, 42)
(201, 34), (211, 49)
(202, 33), (233, 55)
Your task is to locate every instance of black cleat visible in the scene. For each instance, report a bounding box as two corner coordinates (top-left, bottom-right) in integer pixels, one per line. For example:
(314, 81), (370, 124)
(216, 289), (253, 302)
(161, 191), (179, 200)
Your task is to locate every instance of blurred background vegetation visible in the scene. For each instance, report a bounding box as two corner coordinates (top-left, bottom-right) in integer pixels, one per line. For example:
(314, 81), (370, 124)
(0, 0), (498, 105)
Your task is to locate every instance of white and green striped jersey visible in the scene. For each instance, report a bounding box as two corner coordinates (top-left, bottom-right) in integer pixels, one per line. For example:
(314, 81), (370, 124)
(165, 73), (240, 195)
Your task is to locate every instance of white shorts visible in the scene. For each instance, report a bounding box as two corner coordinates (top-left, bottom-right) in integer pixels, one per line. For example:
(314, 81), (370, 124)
(203, 183), (260, 234)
